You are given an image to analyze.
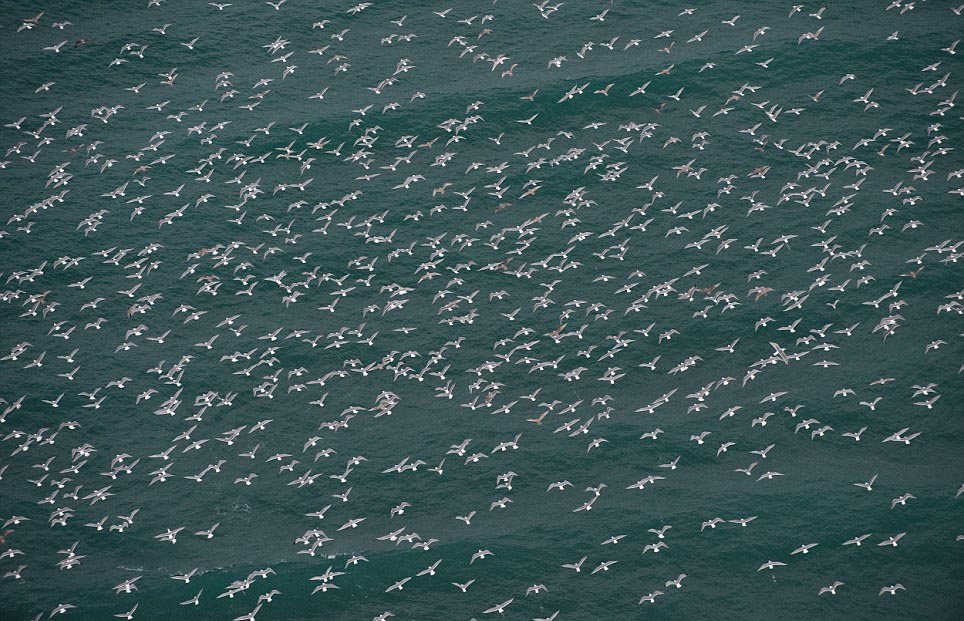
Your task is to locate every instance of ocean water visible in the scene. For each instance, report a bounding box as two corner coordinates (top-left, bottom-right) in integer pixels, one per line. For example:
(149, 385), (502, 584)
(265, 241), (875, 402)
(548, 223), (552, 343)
(0, 1), (962, 620)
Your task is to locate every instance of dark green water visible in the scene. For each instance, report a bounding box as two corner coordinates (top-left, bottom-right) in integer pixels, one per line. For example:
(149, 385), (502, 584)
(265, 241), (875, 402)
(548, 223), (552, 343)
(0, 1), (962, 620)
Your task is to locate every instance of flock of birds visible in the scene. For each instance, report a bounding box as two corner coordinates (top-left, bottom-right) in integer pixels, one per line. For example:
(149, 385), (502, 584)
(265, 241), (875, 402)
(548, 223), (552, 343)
(1, 1), (962, 620)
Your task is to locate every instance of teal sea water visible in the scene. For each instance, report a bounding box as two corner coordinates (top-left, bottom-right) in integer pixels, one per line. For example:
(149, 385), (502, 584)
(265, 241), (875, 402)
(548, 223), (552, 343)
(0, 1), (962, 620)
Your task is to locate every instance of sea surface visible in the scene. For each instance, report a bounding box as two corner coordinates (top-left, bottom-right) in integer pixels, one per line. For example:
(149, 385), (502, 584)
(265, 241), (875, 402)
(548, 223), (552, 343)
(0, 1), (962, 620)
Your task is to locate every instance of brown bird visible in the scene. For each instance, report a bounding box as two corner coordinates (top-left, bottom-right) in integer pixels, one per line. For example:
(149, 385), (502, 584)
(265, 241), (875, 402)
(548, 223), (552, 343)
(526, 411), (548, 425)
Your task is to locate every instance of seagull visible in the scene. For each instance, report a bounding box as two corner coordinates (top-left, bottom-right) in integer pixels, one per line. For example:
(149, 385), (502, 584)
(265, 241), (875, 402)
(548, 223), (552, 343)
(666, 574), (687, 588)
(843, 534), (872, 547)
(562, 556), (587, 572)
(385, 576), (411, 592)
(791, 543), (818, 555)
(819, 581), (844, 595)
(482, 598), (513, 614)
(854, 474), (878, 491)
